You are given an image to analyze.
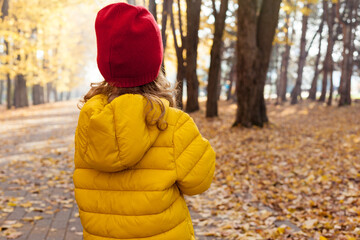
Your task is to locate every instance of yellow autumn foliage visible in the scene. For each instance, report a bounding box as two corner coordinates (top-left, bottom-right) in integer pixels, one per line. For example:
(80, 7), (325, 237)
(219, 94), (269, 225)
(0, 0), (94, 91)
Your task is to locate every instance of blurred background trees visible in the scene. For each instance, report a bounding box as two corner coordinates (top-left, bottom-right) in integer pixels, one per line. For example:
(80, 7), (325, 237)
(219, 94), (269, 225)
(0, 0), (359, 127)
(0, 0), (91, 109)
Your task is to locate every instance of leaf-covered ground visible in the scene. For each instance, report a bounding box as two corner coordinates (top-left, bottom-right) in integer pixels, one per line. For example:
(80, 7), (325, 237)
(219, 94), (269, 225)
(189, 100), (360, 240)
(0, 100), (359, 240)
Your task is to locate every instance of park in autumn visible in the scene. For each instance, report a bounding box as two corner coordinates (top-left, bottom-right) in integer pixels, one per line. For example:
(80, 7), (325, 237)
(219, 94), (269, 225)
(0, 0), (359, 239)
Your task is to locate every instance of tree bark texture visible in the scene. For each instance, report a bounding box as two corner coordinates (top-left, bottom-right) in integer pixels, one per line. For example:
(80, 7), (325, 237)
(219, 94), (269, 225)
(0, 81), (3, 105)
(319, 1), (336, 102)
(170, 0), (186, 109)
(327, 61), (334, 106)
(2, 0), (11, 109)
(235, 0), (257, 127)
(291, 3), (310, 104)
(6, 74), (11, 109)
(339, 23), (353, 106)
(149, 0), (157, 22)
(234, 0), (281, 127)
(185, 0), (202, 113)
(32, 84), (44, 105)
(175, 61), (186, 109)
(277, 6), (291, 103)
(254, 0), (281, 124)
(206, 0), (229, 117)
(1, 0), (9, 19)
(308, 14), (324, 100)
(13, 75), (28, 108)
(161, 0), (173, 52)
(338, 0), (358, 106)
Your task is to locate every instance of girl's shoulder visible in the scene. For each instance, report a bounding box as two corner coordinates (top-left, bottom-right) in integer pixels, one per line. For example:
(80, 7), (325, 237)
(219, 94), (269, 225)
(79, 94), (108, 117)
(166, 107), (192, 129)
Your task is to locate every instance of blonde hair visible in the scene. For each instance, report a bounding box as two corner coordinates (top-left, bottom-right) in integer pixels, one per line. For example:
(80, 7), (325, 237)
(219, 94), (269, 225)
(79, 71), (175, 131)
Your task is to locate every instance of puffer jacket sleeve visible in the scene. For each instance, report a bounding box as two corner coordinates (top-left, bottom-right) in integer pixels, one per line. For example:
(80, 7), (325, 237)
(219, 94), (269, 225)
(173, 112), (216, 196)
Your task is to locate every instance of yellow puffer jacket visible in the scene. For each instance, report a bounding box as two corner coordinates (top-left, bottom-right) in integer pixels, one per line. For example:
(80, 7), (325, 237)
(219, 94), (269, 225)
(73, 94), (216, 240)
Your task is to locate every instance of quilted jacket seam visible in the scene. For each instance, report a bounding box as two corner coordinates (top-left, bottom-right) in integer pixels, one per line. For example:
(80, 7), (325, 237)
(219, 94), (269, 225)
(175, 132), (201, 164)
(82, 126), (89, 157)
(174, 114), (190, 131)
(75, 185), (174, 192)
(173, 112), (184, 181)
(78, 195), (181, 216)
(180, 143), (210, 181)
(75, 168), (174, 171)
(82, 96), (107, 158)
(181, 157), (214, 193)
(110, 103), (125, 169)
(83, 218), (187, 239)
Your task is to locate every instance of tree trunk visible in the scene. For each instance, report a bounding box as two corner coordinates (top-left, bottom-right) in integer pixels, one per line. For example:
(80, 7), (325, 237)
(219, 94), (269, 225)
(308, 15), (324, 100)
(54, 87), (59, 102)
(339, 0), (357, 106)
(6, 74), (11, 109)
(185, 0), (201, 113)
(277, 8), (291, 103)
(32, 84), (44, 105)
(46, 82), (52, 102)
(291, 3), (310, 104)
(206, 0), (229, 117)
(319, 51), (329, 102)
(149, 0), (157, 22)
(0, 80), (3, 105)
(161, 0), (173, 52)
(234, 0), (281, 127)
(40, 85), (44, 103)
(327, 61), (334, 106)
(1, 0), (9, 19)
(319, 1), (336, 102)
(252, 0), (280, 125)
(176, 63), (185, 109)
(227, 63), (236, 101)
(170, 0), (185, 109)
(216, 62), (222, 100)
(32, 84), (41, 105)
(13, 74), (28, 108)
(2, 0), (11, 109)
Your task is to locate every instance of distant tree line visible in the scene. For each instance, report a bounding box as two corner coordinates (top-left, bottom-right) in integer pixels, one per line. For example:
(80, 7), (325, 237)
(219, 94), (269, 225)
(0, 0), (89, 109)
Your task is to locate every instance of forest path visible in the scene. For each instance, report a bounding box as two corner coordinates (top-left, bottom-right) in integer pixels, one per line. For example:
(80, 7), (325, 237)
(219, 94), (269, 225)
(0, 101), (82, 240)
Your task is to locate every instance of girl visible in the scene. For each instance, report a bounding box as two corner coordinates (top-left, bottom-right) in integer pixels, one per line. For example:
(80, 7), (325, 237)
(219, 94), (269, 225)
(74, 2), (216, 240)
